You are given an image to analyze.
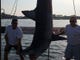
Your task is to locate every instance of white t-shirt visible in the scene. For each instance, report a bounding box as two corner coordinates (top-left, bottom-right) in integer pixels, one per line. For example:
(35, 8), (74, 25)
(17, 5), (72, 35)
(5, 25), (23, 45)
(65, 24), (80, 45)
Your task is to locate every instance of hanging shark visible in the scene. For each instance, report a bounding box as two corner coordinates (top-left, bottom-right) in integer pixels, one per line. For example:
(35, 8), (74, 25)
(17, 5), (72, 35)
(21, 0), (66, 58)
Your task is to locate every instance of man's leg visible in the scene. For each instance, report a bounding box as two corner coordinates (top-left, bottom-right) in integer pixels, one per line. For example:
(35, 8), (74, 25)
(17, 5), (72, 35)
(14, 45), (24, 60)
(19, 55), (24, 60)
(29, 54), (37, 60)
(64, 44), (73, 60)
(73, 45), (80, 60)
(4, 45), (11, 60)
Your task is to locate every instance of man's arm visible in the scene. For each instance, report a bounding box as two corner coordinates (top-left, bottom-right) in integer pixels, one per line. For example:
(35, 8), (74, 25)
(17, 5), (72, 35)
(16, 27), (23, 45)
(54, 28), (65, 35)
(4, 26), (9, 45)
(15, 38), (22, 54)
(4, 34), (9, 45)
(16, 38), (21, 46)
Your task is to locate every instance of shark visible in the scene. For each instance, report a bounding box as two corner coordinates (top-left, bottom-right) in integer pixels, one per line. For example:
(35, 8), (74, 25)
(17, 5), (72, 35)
(21, 0), (66, 58)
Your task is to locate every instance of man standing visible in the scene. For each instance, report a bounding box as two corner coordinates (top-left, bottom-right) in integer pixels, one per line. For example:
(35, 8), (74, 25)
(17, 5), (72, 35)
(59, 16), (80, 60)
(65, 16), (80, 60)
(4, 19), (24, 60)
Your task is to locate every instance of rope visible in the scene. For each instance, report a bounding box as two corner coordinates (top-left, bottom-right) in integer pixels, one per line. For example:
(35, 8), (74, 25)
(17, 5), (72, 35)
(13, 0), (18, 15)
(10, 0), (18, 15)
(72, 0), (76, 15)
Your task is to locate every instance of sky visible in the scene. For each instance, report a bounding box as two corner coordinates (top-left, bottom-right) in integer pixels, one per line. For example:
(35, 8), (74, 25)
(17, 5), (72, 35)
(1, 0), (80, 16)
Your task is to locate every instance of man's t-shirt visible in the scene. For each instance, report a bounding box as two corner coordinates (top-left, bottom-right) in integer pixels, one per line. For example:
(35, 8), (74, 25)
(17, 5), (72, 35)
(5, 25), (23, 45)
(65, 24), (80, 45)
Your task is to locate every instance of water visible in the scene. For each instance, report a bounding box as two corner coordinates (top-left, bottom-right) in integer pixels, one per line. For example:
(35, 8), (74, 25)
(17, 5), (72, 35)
(1, 19), (80, 27)
(1, 19), (79, 60)
(1, 34), (67, 60)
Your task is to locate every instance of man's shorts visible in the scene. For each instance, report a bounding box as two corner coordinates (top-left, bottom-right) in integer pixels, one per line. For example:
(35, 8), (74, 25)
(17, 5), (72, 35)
(64, 44), (80, 60)
(5, 44), (22, 54)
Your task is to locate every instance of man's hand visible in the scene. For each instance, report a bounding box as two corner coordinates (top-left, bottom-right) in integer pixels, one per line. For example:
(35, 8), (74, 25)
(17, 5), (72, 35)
(53, 28), (65, 35)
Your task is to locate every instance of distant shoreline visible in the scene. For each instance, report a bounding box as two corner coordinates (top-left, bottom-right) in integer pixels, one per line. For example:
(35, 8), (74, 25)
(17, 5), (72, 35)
(1, 13), (80, 19)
